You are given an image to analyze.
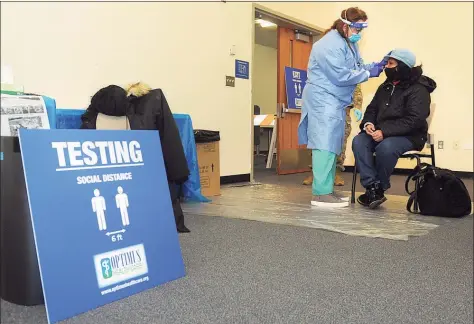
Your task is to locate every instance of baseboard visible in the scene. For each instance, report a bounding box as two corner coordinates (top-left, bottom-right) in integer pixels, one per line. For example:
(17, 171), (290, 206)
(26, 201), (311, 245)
(221, 174), (251, 185)
(343, 166), (474, 179)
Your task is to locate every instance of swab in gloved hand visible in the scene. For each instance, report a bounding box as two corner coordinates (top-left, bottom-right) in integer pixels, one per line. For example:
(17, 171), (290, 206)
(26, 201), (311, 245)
(369, 64), (384, 78)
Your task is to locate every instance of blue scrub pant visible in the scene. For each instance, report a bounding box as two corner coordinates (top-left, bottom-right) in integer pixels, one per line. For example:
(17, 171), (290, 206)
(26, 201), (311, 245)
(352, 133), (414, 190)
(312, 149), (337, 196)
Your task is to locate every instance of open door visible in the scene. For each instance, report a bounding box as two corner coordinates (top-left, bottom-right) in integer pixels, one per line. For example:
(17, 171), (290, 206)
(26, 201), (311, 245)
(276, 27), (313, 175)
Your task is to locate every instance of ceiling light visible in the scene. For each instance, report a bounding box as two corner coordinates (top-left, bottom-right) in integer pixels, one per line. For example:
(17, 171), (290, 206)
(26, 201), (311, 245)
(255, 19), (277, 28)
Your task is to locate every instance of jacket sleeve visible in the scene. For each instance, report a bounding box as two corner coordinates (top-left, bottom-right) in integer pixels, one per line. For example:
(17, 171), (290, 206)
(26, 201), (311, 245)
(359, 89), (380, 130)
(156, 90), (190, 184)
(379, 87), (431, 137)
(317, 47), (370, 87)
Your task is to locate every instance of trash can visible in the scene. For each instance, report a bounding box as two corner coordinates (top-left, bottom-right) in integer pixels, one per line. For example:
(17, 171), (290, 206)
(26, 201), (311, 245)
(0, 136), (44, 306)
(194, 130), (220, 197)
(194, 129), (220, 143)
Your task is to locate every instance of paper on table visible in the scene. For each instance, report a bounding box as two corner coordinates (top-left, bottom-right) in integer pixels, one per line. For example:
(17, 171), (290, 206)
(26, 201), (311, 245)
(1, 94), (50, 137)
(253, 114), (266, 126)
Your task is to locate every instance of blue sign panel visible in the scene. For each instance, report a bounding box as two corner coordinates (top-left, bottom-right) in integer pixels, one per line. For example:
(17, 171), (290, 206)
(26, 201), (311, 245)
(284, 66), (307, 109)
(18, 129), (185, 324)
(235, 59), (250, 79)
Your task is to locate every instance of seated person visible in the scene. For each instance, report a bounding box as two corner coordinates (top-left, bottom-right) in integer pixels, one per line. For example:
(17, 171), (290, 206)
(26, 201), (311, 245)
(352, 49), (437, 208)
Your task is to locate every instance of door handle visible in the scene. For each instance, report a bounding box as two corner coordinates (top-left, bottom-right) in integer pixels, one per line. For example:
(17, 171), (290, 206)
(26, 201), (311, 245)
(276, 103), (287, 118)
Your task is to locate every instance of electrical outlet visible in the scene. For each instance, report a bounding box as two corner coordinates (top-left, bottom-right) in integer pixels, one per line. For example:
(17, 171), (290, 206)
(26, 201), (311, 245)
(225, 76), (235, 87)
(453, 141), (460, 150)
(438, 141), (444, 149)
(463, 142), (473, 150)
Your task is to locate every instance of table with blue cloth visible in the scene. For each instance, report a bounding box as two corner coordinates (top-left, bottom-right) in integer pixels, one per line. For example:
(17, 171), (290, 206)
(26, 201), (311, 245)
(55, 109), (209, 203)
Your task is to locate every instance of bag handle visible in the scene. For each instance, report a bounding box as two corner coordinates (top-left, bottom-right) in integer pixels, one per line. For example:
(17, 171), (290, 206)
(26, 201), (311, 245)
(404, 163), (433, 195)
(406, 192), (419, 214)
(405, 162), (435, 213)
(405, 169), (418, 195)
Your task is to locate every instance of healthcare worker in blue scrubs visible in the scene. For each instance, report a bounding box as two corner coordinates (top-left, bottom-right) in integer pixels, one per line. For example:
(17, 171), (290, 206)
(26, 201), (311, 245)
(298, 7), (386, 208)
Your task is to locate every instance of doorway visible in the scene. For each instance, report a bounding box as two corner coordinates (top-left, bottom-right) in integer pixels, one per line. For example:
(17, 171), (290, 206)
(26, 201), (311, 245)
(252, 15), (278, 175)
(251, 7), (322, 181)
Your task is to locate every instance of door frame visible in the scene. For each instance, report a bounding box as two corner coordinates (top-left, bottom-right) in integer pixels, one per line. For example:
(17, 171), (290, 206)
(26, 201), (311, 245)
(250, 4), (324, 182)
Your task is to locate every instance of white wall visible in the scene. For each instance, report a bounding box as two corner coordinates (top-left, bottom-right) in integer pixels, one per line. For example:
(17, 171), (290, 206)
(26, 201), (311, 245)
(1, 2), (254, 177)
(252, 44), (277, 115)
(261, 1), (474, 172)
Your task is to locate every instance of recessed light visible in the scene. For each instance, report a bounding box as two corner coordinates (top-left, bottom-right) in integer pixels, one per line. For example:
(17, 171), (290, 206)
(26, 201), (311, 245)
(255, 19), (277, 28)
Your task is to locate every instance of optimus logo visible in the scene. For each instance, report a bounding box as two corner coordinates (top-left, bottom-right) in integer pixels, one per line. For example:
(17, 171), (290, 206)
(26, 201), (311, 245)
(93, 244), (148, 289)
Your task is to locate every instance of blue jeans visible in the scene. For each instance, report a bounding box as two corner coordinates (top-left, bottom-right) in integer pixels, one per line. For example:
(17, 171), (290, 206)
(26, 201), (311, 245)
(352, 133), (414, 190)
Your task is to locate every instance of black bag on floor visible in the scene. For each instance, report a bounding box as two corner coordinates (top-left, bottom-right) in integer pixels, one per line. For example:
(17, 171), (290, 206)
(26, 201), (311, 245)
(405, 163), (472, 217)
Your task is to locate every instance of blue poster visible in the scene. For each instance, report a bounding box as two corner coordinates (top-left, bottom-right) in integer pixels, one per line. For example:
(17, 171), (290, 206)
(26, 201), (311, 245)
(235, 59), (250, 79)
(284, 66), (307, 109)
(18, 129), (185, 324)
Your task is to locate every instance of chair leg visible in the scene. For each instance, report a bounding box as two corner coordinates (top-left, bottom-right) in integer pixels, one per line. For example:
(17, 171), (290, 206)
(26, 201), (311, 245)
(430, 145), (436, 167)
(351, 162), (357, 204)
(414, 178), (420, 213)
(413, 155), (421, 213)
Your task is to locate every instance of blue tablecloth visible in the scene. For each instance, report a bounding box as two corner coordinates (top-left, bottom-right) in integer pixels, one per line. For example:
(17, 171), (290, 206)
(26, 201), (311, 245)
(55, 109), (209, 203)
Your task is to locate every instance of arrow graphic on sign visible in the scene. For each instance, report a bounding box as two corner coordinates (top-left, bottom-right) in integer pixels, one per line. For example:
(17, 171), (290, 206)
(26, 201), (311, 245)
(105, 229), (126, 236)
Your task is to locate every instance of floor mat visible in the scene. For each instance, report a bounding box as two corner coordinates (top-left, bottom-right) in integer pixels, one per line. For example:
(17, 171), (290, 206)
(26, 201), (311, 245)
(183, 184), (449, 241)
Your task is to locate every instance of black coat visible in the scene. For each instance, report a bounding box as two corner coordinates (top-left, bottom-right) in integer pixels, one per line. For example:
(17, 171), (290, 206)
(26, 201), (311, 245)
(128, 89), (190, 184)
(360, 75), (437, 151)
(80, 87), (190, 184)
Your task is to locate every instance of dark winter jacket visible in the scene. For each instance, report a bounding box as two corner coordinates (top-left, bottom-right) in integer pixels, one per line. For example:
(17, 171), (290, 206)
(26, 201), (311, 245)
(360, 75), (437, 151)
(128, 88), (190, 184)
(80, 85), (190, 184)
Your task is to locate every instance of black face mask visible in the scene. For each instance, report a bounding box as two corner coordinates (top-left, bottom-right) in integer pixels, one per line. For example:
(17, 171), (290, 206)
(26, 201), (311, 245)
(385, 61), (411, 82)
(385, 67), (399, 81)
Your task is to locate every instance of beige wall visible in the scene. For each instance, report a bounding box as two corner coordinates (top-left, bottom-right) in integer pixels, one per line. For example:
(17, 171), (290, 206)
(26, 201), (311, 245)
(252, 44), (277, 115)
(358, 2), (473, 171)
(2, 2), (472, 176)
(1, 2), (254, 177)
(262, 1), (474, 172)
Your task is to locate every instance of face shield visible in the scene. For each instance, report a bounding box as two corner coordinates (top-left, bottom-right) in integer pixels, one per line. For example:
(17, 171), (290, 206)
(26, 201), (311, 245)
(340, 13), (368, 43)
(340, 17), (368, 34)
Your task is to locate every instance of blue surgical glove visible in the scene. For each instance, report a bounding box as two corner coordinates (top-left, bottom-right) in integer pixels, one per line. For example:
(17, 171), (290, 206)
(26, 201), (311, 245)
(380, 51), (391, 66)
(353, 108), (363, 122)
(369, 64), (384, 78)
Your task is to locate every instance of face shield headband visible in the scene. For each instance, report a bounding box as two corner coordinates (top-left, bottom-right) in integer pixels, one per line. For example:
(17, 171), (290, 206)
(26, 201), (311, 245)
(340, 17), (368, 31)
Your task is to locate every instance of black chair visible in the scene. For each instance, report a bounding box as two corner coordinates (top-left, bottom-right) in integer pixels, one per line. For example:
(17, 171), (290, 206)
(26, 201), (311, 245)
(351, 104), (436, 212)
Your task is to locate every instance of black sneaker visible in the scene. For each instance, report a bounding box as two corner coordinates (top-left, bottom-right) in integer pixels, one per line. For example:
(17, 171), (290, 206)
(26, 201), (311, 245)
(367, 183), (387, 209)
(357, 191), (370, 207)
